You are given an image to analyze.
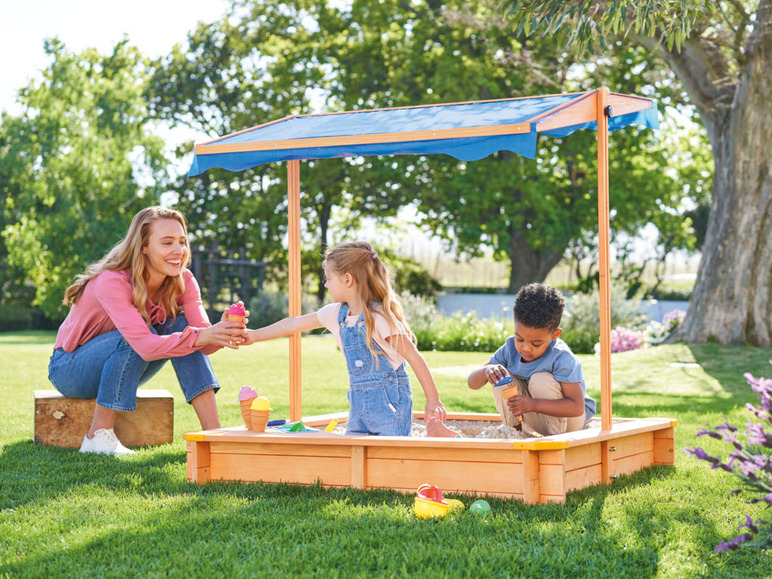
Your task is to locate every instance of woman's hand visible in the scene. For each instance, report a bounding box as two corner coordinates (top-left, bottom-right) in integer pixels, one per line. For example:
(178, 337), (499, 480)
(194, 320), (248, 349)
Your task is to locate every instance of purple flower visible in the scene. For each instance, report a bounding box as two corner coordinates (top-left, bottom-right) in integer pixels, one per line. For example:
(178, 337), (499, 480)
(745, 421), (772, 447)
(687, 363), (772, 553)
(662, 309), (687, 331)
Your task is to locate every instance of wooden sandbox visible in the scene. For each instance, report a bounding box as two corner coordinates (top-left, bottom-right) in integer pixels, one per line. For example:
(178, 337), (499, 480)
(185, 89), (676, 503)
(185, 412), (675, 504)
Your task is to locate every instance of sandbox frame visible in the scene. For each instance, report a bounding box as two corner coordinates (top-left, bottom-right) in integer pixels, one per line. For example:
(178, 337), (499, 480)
(186, 88), (676, 501)
(185, 413), (675, 503)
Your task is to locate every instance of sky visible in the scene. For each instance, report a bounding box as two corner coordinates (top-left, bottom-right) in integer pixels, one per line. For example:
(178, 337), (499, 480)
(1, 0), (230, 115)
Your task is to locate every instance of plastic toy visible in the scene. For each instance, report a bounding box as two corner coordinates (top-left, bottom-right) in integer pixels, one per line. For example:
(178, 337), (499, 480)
(469, 499), (491, 516)
(414, 484), (449, 519)
(446, 499), (465, 511)
(325, 418), (338, 432)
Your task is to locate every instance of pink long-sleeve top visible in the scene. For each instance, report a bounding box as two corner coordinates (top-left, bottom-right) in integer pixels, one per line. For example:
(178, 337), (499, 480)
(54, 268), (220, 361)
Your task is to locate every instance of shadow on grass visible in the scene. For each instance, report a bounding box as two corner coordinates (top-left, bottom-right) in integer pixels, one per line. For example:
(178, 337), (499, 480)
(1, 450), (741, 577)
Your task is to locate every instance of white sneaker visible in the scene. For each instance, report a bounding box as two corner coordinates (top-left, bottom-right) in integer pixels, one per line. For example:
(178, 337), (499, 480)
(79, 428), (135, 456)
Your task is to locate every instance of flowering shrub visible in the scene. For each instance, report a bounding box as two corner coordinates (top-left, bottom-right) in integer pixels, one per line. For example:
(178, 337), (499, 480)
(562, 284), (649, 354)
(643, 320), (670, 346)
(684, 362), (772, 552)
(609, 326), (644, 353)
(662, 309), (687, 332)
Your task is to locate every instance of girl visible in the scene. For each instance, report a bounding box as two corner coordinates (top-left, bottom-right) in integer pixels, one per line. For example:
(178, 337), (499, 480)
(48, 207), (248, 455)
(244, 241), (451, 436)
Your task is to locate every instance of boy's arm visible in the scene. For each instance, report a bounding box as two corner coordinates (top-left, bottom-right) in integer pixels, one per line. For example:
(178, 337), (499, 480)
(507, 382), (585, 417)
(388, 335), (447, 421)
(244, 313), (322, 345)
(467, 364), (508, 390)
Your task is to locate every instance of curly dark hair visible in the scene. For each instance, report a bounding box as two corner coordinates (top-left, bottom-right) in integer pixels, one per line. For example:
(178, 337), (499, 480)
(513, 283), (565, 331)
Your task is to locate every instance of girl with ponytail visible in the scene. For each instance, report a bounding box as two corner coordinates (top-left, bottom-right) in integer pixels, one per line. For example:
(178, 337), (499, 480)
(244, 241), (451, 436)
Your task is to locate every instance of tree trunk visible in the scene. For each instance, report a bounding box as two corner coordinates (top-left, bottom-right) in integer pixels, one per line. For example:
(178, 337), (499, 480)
(681, 50), (772, 345)
(506, 229), (564, 293)
(635, 4), (772, 346)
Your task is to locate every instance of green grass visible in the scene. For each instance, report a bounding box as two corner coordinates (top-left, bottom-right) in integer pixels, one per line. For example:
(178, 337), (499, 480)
(1, 332), (771, 577)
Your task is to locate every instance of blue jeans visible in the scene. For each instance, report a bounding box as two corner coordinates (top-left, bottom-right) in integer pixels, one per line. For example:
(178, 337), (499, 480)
(48, 313), (220, 411)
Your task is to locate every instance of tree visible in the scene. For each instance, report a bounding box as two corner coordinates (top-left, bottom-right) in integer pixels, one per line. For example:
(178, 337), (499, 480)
(323, 0), (696, 291)
(506, 1), (772, 345)
(0, 39), (168, 320)
(146, 4), (408, 302)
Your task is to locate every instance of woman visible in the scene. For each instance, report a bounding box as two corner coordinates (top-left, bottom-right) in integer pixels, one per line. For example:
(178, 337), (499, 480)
(48, 206), (247, 455)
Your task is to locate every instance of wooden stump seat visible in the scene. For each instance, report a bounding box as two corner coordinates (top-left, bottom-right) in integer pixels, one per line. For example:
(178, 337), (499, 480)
(34, 389), (174, 448)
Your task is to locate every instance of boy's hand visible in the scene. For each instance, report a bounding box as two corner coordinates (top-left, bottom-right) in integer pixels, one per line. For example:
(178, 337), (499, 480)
(507, 395), (532, 416)
(484, 364), (509, 385)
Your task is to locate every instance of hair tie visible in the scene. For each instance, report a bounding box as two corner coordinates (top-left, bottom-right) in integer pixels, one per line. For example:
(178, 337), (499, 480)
(372, 251), (378, 260)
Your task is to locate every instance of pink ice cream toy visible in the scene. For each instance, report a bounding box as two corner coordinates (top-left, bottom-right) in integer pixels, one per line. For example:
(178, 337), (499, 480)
(238, 385), (258, 401)
(238, 385), (258, 429)
(226, 302), (247, 319)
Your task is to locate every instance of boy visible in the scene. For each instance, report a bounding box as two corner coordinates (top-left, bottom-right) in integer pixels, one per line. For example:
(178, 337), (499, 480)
(468, 283), (595, 435)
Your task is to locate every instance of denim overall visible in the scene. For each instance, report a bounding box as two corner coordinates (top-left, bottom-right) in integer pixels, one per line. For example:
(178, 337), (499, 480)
(338, 303), (413, 436)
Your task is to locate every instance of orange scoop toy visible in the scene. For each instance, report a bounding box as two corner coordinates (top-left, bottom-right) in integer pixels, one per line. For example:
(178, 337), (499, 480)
(414, 484), (449, 519)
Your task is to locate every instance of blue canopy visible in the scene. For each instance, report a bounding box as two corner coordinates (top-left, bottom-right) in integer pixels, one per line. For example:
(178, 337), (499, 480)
(189, 90), (658, 176)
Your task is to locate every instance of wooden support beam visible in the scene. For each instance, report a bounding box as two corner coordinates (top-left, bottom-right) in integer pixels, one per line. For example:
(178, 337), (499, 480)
(596, 88), (613, 431)
(288, 160), (302, 421)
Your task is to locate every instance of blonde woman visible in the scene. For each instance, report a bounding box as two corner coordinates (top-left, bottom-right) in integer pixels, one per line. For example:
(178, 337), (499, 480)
(244, 241), (452, 437)
(48, 207), (247, 455)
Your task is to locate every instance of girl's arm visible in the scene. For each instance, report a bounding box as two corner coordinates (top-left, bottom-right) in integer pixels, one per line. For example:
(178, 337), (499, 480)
(387, 335), (447, 422)
(243, 313), (322, 345)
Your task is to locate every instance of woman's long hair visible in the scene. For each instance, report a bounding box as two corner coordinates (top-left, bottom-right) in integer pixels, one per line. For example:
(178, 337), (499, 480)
(324, 242), (414, 364)
(63, 207), (191, 325)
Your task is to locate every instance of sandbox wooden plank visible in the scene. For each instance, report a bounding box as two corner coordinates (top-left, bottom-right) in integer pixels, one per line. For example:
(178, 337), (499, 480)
(210, 453), (351, 486)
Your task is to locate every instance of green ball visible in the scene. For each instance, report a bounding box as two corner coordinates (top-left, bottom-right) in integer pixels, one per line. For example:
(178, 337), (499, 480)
(469, 499), (491, 515)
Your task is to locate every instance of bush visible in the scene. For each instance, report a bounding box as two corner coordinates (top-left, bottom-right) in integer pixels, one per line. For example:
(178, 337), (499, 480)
(248, 292), (322, 329)
(561, 284), (650, 354)
(609, 327), (644, 353)
(400, 292), (510, 352)
(0, 305), (33, 332)
(387, 256), (442, 299)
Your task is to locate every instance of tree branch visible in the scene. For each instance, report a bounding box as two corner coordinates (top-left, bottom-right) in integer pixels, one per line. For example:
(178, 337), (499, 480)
(633, 29), (735, 125)
(746, 0), (772, 58)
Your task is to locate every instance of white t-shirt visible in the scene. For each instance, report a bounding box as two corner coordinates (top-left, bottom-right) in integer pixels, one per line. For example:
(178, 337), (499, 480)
(316, 302), (408, 370)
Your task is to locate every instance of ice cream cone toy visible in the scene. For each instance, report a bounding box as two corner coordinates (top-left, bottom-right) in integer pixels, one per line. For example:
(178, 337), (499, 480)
(414, 484), (449, 519)
(250, 396), (272, 432)
(225, 302), (247, 323)
(493, 375), (523, 425)
(238, 386), (258, 429)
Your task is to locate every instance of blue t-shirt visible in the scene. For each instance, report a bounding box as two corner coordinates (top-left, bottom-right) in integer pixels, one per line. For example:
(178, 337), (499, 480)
(489, 337), (596, 423)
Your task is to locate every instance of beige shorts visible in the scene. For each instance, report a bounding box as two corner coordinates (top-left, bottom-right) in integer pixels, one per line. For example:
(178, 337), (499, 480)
(492, 372), (586, 436)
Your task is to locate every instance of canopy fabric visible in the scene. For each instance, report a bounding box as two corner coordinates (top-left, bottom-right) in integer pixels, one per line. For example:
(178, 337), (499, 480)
(189, 90), (659, 176)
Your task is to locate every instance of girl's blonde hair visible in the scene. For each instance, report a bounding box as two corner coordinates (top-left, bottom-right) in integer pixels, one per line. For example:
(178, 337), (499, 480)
(324, 241), (414, 364)
(63, 206), (191, 325)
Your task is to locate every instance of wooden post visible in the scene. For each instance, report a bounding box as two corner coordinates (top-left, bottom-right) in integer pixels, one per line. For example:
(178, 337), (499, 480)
(288, 160), (302, 421)
(596, 88), (613, 431)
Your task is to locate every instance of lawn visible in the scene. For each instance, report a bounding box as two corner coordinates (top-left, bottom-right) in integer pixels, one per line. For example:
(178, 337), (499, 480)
(1, 331), (771, 577)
